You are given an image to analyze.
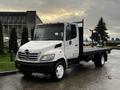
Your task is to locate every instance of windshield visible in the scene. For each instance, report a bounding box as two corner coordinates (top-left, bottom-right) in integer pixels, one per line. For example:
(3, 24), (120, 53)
(34, 23), (64, 40)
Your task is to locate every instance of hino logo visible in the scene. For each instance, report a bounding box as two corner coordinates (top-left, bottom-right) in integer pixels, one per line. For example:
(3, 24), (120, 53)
(25, 49), (29, 59)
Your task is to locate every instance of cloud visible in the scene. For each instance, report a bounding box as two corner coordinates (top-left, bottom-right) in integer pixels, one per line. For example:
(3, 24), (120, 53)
(0, 0), (119, 38)
(39, 9), (86, 22)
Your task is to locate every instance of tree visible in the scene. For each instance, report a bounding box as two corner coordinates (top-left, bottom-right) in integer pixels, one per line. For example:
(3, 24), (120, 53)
(90, 17), (109, 46)
(111, 38), (114, 41)
(21, 27), (29, 46)
(9, 28), (18, 54)
(0, 21), (4, 53)
(31, 27), (35, 40)
(115, 38), (120, 41)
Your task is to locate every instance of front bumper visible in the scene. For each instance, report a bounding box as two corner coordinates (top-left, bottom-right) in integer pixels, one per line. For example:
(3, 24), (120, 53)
(15, 60), (56, 74)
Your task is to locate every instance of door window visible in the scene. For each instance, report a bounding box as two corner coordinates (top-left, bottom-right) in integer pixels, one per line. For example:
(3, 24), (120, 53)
(66, 24), (76, 41)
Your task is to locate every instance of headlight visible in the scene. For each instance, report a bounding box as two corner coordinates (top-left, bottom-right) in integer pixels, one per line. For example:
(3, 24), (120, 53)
(40, 54), (55, 61)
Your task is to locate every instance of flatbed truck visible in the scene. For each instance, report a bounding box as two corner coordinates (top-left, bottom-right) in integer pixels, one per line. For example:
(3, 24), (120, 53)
(15, 20), (112, 80)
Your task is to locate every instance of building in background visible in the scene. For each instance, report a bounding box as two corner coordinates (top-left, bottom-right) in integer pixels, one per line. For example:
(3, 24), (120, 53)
(0, 11), (42, 38)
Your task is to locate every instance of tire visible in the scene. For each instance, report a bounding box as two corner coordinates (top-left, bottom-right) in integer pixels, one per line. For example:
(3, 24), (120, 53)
(51, 62), (65, 81)
(21, 71), (32, 77)
(94, 54), (105, 67)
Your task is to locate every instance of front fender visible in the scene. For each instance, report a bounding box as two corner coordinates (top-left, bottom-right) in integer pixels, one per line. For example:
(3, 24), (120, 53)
(43, 49), (67, 66)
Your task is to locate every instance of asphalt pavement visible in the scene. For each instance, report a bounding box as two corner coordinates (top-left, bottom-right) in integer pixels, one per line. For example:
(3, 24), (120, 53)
(0, 50), (120, 90)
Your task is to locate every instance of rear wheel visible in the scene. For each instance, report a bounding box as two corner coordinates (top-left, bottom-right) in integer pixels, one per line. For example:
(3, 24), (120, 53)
(94, 54), (105, 67)
(51, 62), (65, 81)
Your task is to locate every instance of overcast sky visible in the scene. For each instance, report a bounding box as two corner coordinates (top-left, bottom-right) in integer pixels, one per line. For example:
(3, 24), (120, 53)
(0, 0), (120, 39)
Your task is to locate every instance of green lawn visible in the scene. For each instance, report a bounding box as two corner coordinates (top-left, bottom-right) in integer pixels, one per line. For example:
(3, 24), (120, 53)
(0, 54), (16, 71)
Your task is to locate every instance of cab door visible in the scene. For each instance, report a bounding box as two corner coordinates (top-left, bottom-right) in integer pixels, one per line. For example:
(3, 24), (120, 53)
(64, 24), (79, 59)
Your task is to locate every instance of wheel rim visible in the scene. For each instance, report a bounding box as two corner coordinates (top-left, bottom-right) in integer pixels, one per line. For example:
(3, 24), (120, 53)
(56, 64), (64, 79)
(101, 56), (105, 65)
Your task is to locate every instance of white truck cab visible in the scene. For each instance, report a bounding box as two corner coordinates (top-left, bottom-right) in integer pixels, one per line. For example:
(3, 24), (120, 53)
(16, 22), (81, 80)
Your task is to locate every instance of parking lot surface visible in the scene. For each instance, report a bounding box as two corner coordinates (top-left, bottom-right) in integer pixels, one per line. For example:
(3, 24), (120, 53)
(0, 50), (120, 90)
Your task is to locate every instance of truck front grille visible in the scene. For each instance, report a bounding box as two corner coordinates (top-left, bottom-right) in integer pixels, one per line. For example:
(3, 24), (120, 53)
(18, 52), (38, 61)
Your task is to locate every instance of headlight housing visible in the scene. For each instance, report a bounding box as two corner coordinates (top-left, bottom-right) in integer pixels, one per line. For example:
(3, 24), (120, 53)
(40, 54), (55, 61)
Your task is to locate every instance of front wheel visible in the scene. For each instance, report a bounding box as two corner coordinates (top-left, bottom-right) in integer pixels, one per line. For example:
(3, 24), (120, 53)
(51, 62), (65, 81)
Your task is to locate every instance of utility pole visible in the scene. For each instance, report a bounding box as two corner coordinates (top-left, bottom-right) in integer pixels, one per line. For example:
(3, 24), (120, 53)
(89, 29), (94, 47)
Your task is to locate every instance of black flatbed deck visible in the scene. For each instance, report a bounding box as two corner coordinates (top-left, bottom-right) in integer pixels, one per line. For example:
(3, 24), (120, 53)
(83, 47), (112, 55)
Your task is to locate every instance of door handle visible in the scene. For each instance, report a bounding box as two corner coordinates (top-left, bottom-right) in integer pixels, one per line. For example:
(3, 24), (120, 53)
(75, 44), (78, 46)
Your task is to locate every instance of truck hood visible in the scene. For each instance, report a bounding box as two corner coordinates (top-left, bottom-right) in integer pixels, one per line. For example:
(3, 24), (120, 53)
(19, 41), (63, 53)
